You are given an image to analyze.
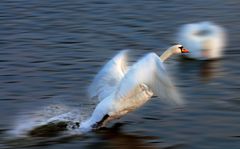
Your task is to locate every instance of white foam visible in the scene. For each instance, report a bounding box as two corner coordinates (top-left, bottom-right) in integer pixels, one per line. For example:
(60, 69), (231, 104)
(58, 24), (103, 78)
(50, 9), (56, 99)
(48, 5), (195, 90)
(8, 104), (90, 137)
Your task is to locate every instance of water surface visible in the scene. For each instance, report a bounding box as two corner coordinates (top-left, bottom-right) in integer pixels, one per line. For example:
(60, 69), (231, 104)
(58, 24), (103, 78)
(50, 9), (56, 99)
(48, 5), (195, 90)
(0, 1), (240, 149)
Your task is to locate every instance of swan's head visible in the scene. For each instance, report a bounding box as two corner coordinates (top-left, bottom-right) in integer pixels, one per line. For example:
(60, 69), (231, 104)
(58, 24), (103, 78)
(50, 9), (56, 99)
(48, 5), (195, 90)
(176, 21), (226, 60)
(170, 44), (189, 54)
(160, 44), (189, 62)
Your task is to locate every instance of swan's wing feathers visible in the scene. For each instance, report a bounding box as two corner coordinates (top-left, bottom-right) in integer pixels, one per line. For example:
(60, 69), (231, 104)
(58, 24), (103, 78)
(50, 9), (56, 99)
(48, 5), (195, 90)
(154, 60), (183, 105)
(114, 53), (155, 99)
(88, 50), (129, 101)
(115, 53), (183, 105)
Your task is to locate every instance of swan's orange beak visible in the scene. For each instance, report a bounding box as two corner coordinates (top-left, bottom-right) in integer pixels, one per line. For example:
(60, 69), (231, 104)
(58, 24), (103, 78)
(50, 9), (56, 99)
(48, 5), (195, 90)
(181, 48), (189, 53)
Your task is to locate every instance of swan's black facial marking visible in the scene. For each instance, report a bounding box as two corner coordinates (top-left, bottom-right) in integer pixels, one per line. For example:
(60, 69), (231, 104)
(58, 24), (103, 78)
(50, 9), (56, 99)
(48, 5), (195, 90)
(92, 114), (109, 129)
(179, 46), (184, 52)
(179, 46), (189, 53)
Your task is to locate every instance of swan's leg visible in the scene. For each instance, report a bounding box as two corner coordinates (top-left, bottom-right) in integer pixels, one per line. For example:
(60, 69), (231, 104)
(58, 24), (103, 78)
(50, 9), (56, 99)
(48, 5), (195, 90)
(92, 114), (109, 129)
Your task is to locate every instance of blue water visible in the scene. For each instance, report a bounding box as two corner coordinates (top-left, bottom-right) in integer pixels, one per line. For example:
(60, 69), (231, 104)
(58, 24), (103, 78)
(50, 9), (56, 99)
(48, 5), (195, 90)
(0, 1), (240, 148)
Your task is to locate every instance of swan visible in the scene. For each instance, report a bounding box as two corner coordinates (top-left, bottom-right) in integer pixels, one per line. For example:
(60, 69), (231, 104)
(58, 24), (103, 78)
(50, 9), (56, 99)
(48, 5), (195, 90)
(79, 44), (189, 132)
(177, 21), (226, 60)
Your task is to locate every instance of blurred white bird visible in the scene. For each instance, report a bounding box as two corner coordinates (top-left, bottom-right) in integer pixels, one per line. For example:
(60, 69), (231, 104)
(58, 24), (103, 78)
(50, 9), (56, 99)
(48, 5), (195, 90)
(177, 21), (226, 60)
(79, 44), (189, 132)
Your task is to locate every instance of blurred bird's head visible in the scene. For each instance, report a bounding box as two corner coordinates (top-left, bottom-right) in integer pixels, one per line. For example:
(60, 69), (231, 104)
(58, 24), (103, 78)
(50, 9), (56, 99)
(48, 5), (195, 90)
(160, 44), (190, 62)
(171, 44), (189, 54)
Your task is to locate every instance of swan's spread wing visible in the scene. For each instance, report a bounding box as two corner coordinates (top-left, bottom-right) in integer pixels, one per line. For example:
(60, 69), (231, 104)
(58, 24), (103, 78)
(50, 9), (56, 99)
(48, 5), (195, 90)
(115, 53), (183, 105)
(88, 50), (129, 101)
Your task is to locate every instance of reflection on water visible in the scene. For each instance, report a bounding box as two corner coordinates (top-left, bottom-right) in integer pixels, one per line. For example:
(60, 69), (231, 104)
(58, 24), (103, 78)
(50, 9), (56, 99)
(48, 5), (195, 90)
(1, 0), (240, 149)
(178, 58), (223, 82)
(199, 60), (222, 82)
(86, 123), (184, 149)
(6, 123), (184, 149)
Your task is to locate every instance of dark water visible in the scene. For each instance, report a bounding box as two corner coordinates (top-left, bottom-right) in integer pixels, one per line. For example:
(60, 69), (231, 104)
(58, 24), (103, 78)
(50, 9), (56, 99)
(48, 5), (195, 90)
(0, 0), (240, 148)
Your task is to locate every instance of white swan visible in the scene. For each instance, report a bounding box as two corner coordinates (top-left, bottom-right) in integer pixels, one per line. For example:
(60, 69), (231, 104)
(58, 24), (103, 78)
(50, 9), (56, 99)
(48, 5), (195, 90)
(177, 21), (226, 60)
(79, 44), (189, 132)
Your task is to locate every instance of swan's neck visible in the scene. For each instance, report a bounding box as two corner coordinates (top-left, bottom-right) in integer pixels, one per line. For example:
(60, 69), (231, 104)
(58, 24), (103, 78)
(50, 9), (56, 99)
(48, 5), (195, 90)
(160, 48), (174, 62)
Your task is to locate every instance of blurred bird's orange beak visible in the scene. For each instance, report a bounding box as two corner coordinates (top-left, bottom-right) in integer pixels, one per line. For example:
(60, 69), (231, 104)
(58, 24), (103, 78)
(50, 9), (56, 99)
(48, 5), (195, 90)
(181, 48), (189, 53)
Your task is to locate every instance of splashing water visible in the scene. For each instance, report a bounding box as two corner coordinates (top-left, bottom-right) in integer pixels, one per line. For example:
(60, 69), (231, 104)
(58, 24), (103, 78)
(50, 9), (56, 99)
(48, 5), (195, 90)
(8, 104), (91, 138)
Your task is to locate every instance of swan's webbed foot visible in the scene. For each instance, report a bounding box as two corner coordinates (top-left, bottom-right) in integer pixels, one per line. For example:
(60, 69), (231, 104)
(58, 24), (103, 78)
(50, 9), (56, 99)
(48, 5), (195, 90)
(92, 114), (109, 129)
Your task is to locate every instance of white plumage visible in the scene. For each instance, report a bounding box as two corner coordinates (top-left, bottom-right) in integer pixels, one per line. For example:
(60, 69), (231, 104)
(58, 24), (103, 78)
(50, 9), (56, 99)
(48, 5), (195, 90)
(177, 21), (226, 60)
(80, 44), (188, 132)
(88, 50), (129, 101)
